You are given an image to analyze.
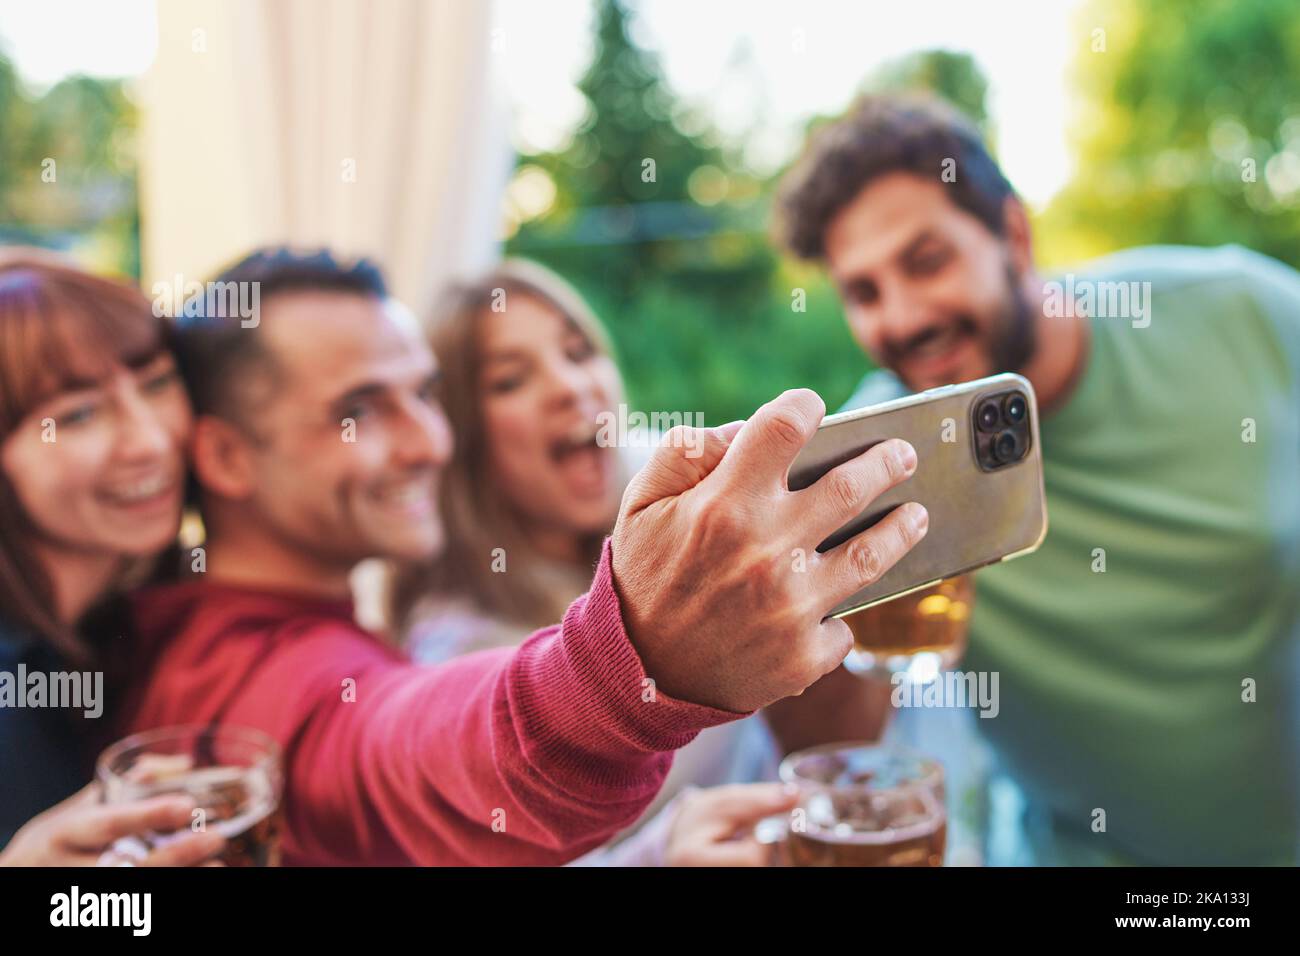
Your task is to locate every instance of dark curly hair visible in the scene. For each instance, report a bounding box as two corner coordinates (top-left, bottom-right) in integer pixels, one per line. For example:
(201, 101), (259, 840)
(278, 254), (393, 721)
(776, 93), (1016, 260)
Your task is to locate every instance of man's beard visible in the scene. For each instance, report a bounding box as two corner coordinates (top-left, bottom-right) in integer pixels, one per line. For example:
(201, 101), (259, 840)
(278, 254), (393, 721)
(884, 262), (1036, 387)
(990, 262), (1036, 376)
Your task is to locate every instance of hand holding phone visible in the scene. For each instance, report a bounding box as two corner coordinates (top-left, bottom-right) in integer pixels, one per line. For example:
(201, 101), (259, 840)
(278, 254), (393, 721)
(610, 389), (929, 713)
(788, 373), (1048, 618)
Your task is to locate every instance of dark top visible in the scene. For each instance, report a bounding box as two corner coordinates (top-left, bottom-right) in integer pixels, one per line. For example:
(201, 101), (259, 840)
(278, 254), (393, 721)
(0, 617), (91, 850)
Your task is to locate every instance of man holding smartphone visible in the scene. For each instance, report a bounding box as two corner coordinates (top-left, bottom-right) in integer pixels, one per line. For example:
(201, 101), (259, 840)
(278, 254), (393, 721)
(776, 94), (1300, 865)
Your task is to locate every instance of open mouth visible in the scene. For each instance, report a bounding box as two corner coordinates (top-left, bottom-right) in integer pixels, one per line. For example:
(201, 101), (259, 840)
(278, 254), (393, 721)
(548, 422), (601, 463)
(548, 423), (608, 496)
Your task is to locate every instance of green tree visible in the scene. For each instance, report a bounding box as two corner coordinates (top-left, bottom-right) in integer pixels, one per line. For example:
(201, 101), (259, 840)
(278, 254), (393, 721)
(0, 54), (139, 274)
(869, 48), (992, 136)
(0, 52), (36, 225)
(511, 0), (750, 300)
(508, 0), (791, 421)
(1040, 0), (1300, 268)
(510, 28), (1007, 422)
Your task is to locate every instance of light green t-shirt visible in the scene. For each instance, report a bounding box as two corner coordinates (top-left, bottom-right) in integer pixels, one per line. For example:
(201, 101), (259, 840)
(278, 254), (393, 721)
(842, 245), (1300, 865)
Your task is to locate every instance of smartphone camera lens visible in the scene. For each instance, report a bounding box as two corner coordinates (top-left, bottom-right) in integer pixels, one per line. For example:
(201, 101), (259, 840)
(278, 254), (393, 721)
(977, 399), (1002, 432)
(1003, 393), (1027, 425)
(992, 429), (1021, 463)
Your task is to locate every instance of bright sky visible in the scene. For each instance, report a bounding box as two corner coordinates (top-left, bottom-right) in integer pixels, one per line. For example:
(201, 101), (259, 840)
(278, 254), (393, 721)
(0, 0), (158, 85)
(0, 0), (1085, 205)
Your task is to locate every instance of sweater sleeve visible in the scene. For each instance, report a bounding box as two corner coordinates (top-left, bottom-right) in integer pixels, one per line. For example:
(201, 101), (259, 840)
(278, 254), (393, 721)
(246, 539), (749, 865)
(565, 787), (695, 867)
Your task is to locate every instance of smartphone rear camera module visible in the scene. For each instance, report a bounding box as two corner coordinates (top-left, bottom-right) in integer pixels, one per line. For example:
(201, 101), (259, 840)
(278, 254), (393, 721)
(973, 389), (1032, 471)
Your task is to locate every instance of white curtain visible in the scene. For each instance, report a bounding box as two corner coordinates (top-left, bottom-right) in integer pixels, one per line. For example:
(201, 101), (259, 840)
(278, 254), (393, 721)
(139, 0), (508, 317)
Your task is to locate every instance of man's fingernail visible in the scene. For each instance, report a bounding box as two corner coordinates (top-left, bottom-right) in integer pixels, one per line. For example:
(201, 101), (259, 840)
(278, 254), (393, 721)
(907, 502), (929, 535)
(897, 441), (917, 474)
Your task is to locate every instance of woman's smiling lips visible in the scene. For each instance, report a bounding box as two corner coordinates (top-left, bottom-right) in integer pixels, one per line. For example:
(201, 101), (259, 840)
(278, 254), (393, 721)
(97, 472), (181, 515)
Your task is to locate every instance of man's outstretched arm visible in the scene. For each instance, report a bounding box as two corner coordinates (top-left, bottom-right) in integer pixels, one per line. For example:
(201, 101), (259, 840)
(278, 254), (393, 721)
(254, 390), (929, 864)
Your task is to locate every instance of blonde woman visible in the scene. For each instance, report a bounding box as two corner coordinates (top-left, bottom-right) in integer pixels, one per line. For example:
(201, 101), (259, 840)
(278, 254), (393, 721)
(391, 260), (889, 865)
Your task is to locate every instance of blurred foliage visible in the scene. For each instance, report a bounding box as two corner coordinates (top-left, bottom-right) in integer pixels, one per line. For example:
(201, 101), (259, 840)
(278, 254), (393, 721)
(1037, 0), (1300, 269)
(0, 50), (139, 276)
(507, 0), (825, 423)
(869, 48), (992, 137)
(508, 2), (1001, 422)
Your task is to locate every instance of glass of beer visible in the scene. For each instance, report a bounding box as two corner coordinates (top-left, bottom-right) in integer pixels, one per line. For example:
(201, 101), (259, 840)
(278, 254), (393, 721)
(758, 742), (946, 866)
(840, 574), (974, 681)
(97, 724), (284, 867)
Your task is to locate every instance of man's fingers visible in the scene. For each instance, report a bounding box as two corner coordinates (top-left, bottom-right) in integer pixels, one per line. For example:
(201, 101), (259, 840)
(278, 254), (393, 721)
(687, 837), (773, 867)
(621, 420), (745, 513)
(47, 782), (102, 815)
(715, 389), (825, 492)
(139, 831), (226, 867)
(690, 784), (799, 825)
(62, 795), (197, 850)
(817, 502), (929, 607)
(798, 438), (917, 543)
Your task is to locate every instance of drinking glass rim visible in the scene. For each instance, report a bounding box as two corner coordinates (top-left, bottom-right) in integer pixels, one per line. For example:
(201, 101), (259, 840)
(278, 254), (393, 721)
(96, 722), (283, 787)
(778, 740), (944, 795)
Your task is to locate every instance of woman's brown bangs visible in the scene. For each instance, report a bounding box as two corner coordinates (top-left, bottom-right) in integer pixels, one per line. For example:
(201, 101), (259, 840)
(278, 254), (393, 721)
(0, 264), (165, 433)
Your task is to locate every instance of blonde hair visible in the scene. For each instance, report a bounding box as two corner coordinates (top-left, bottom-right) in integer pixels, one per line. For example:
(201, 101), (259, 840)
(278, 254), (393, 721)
(390, 260), (622, 635)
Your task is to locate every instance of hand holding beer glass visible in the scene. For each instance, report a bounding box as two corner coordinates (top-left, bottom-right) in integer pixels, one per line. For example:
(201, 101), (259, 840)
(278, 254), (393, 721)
(97, 724), (284, 867)
(757, 742), (946, 866)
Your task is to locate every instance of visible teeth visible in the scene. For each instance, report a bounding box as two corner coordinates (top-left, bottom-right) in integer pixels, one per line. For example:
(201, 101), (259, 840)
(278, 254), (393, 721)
(915, 329), (958, 359)
(566, 423), (597, 446)
(105, 474), (170, 502)
(383, 482), (431, 506)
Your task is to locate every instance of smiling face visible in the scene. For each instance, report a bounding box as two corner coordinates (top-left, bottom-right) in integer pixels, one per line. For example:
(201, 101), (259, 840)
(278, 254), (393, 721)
(1, 349), (192, 560)
(477, 293), (623, 543)
(207, 291), (453, 567)
(825, 172), (1036, 392)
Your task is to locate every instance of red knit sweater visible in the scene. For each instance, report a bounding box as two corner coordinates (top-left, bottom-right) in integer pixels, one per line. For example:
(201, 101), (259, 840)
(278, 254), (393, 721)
(120, 541), (746, 865)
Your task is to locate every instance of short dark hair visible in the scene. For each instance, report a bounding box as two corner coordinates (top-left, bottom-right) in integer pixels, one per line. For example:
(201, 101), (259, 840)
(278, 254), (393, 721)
(173, 247), (388, 422)
(776, 93), (1016, 260)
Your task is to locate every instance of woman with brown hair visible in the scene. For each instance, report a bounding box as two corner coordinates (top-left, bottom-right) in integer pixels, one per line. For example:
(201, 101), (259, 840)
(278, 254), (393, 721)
(0, 249), (224, 866)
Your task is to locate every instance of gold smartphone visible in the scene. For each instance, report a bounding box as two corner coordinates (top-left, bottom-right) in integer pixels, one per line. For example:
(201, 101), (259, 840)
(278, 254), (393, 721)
(788, 372), (1048, 618)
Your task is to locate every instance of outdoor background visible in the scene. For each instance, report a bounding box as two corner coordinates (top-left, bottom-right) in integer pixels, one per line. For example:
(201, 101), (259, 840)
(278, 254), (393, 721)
(1, 0), (1297, 422)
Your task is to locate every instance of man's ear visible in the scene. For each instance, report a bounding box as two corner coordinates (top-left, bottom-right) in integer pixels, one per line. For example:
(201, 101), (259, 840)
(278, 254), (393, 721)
(1001, 195), (1034, 277)
(191, 415), (258, 500)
